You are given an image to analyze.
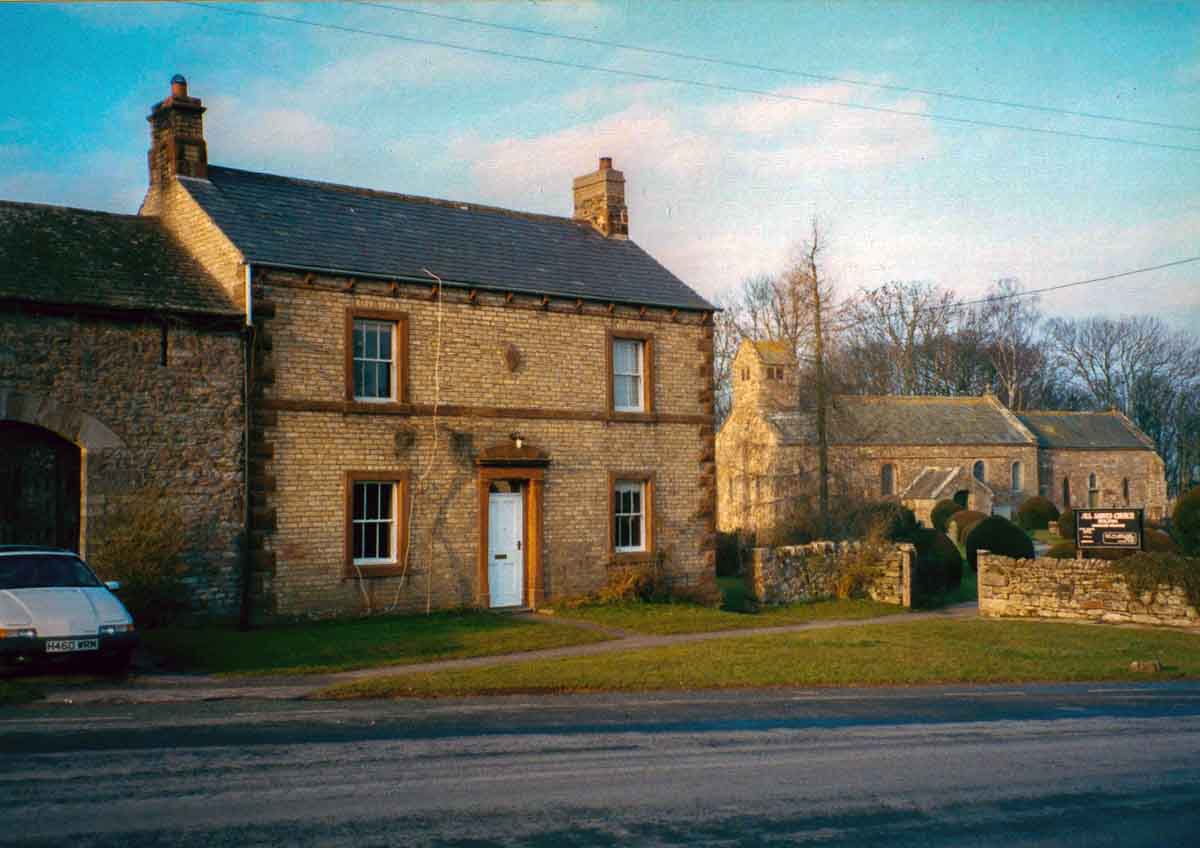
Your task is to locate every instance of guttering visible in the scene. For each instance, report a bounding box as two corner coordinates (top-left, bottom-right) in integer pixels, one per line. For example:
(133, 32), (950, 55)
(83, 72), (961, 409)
(250, 260), (718, 314)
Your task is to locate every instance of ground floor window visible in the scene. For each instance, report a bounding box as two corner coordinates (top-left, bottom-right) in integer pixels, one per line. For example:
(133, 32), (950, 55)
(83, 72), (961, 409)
(880, 463), (895, 496)
(610, 473), (654, 556)
(345, 471), (409, 573)
(1088, 472), (1100, 508)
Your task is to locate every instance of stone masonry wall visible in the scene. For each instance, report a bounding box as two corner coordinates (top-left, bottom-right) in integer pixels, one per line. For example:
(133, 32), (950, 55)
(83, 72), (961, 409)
(978, 552), (1198, 628)
(250, 273), (714, 617)
(1038, 448), (1168, 522)
(0, 311), (245, 612)
(749, 541), (914, 607)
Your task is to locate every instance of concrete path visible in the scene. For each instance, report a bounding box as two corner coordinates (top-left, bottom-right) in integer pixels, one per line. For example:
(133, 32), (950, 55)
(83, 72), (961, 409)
(24, 602), (979, 706)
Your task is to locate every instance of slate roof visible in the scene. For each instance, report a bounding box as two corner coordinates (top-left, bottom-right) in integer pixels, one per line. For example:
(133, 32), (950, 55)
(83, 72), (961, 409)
(766, 395), (1035, 446)
(751, 340), (794, 365)
(179, 166), (713, 311)
(1016, 411), (1155, 450)
(0, 200), (239, 317)
(899, 466), (993, 500)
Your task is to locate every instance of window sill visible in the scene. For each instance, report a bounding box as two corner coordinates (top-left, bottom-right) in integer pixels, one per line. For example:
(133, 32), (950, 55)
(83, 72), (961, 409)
(344, 400), (413, 416)
(609, 550), (654, 565)
(607, 410), (658, 424)
(343, 562), (406, 578)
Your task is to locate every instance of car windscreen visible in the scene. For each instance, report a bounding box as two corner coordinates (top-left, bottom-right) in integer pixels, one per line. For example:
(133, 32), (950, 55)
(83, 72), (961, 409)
(0, 555), (104, 590)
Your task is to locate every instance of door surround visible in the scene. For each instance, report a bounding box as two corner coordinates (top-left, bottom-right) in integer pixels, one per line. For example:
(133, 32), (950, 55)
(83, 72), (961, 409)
(476, 443), (548, 609)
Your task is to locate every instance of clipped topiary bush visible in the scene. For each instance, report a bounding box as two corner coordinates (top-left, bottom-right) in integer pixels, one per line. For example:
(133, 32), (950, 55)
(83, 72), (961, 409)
(906, 529), (964, 600)
(931, 499), (961, 533)
(965, 515), (1036, 570)
(949, 510), (987, 543)
(1057, 508), (1077, 541)
(1173, 486), (1200, 554)
(1016, 496), (1060, 531)
(1146, 528), (1179, 554)
(1047, 541), (1076, 559)
(848, 501), (917, 542)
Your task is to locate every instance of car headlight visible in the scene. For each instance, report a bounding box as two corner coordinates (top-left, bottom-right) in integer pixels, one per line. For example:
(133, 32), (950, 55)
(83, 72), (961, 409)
(99, 624), (135, 636)
(0, 628), (37, 639)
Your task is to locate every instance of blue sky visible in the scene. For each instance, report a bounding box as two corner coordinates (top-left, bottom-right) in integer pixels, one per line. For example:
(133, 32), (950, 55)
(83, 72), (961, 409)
(1, 2), (1198, 329)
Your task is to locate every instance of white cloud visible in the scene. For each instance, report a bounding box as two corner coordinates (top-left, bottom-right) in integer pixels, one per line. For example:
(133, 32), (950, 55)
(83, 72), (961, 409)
(205, 95), (341, 161)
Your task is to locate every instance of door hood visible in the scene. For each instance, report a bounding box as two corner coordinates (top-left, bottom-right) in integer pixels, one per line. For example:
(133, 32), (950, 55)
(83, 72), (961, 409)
(0, 588), (131, 638)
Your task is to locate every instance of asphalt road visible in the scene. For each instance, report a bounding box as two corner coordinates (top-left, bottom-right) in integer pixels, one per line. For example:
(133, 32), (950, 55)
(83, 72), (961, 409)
(2, 683), (1200, 846)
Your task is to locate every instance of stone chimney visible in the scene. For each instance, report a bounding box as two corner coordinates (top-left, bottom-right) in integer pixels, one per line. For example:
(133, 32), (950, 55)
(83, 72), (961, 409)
(573, 157), (628, 239)
(146, 74), (207, 190)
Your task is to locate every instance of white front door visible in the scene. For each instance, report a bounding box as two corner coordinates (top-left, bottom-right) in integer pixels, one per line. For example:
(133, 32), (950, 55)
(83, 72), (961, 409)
(488, 491), (524, 608)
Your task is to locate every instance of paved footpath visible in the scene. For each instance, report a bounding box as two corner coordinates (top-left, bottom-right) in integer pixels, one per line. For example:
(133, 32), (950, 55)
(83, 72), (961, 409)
(23, 603), (978, 706)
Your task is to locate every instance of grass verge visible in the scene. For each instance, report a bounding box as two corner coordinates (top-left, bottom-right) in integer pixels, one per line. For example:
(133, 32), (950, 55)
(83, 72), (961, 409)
(545, 594), (905, 636)
(319, 619), (1200, 700)
(142, 610), (611, 675)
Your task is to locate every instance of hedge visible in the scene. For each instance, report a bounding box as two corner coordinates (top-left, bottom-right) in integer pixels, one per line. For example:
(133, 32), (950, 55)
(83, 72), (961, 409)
(1016, 496), (1059, 531)
(965, 515), (1035, 570)
(930, 499), (961, 533)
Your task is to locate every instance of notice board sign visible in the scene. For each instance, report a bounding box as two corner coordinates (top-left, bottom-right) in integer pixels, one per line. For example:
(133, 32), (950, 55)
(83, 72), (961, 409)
(1075, 508), (1143, 550)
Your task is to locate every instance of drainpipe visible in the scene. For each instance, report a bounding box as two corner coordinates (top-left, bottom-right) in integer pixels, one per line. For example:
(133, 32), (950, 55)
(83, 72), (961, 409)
(239, 263), (256, 629)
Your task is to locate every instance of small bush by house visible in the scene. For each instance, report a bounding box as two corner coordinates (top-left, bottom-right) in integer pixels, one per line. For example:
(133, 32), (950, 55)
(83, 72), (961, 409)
(930, 499), (961, 533)
(965, 515), (1035, 570)
(949, 510), (987, 543)
(1016, 496), (1060, 531)
(1173, 486), (1200, 554)
(87, 489), (191, 628)
(849, 501), (918, 542)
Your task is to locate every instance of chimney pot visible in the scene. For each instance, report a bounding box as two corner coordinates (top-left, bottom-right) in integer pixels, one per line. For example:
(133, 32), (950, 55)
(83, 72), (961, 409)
(599, 156), (612, 171)
(170, 74), (188, 98)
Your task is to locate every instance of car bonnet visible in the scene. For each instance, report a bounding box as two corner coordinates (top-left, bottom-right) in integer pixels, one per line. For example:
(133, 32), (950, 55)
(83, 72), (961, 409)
(0, 588), (130, 637)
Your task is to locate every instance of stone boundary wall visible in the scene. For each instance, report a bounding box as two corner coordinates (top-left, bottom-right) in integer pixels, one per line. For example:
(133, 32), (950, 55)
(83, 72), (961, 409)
(978, 552), (1199, 628)
(749, 542), (914, 607)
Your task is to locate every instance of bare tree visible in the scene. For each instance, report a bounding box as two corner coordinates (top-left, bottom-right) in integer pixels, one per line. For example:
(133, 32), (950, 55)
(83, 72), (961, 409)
(845, 280), (957, 394)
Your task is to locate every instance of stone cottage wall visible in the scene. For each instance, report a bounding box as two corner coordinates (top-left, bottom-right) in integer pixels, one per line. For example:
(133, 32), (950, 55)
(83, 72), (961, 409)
(0, 311), (245, 612)
(248, 270), (715, 617)
(749, 541), (914, 607)
(978, 552), (1199, 628)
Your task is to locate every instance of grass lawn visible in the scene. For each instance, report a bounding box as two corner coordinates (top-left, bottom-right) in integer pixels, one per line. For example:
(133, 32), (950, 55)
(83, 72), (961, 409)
(141, 610), (611, 675)
(543, 577), (906, 636)
(320, 618), (1200, 699)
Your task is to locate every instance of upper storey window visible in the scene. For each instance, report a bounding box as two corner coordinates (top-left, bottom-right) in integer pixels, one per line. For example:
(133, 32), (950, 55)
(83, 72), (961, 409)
(345, 310), (408, 405)
(613, 338), (644, 411)
(608, 330), (654, 417)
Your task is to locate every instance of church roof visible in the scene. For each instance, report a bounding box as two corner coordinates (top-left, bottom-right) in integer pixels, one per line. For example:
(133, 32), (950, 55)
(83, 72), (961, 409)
(0, 200), (239, 317)
(900, 466), (994, 500)
(178, 165), (714, 312)
(1016, 411), (1156, 450)
(766, 395), (1035, 446)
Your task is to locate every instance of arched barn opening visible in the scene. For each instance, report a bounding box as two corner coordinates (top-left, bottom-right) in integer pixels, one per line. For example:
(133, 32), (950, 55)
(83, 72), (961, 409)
(0, 421), (81, 550)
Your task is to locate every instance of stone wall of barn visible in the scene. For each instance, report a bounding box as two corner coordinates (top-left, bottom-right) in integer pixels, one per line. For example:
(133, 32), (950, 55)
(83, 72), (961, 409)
(978, 552), (1198, 628)
(246, 269), (716, 617)
(0, 310), (245, 612)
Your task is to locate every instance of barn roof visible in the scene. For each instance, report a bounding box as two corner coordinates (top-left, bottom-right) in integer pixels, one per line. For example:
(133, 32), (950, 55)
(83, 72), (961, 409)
(0, 200), (238, 317)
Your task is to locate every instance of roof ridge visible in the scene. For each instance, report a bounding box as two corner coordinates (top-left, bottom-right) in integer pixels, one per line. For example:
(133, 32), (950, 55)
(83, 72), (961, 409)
(0, 199), (145, 221)
(203, 164), (584, 229)
(1020, 409), (1118, 416)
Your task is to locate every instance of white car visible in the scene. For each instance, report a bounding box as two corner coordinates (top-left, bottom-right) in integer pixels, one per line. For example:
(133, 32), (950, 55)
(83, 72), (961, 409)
(0, 546), (137, 673)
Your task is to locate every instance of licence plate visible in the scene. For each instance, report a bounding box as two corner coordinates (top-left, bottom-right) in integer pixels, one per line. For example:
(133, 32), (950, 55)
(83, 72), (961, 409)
(45, 639), (99, 653)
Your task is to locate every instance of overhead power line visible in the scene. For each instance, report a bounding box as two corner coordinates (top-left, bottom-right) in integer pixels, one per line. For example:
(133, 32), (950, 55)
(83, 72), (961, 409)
(950, 255), (1200, 308)
(354, 1), (1200, 135)
(181, 3), (1200, 154)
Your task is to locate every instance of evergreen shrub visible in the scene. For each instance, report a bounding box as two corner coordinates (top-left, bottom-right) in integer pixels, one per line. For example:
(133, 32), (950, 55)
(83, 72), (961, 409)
(931, 499), (961, 533)
(949, 510), (987, 543)
(1016, 496), (1059, 531)
(965, 515), (1036, 570)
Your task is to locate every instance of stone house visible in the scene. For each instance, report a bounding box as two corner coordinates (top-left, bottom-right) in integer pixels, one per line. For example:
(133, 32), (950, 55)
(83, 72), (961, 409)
(0, 76), (717, 618)
(0, 200), (247, 610)
(717, 339), (1168, 536)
